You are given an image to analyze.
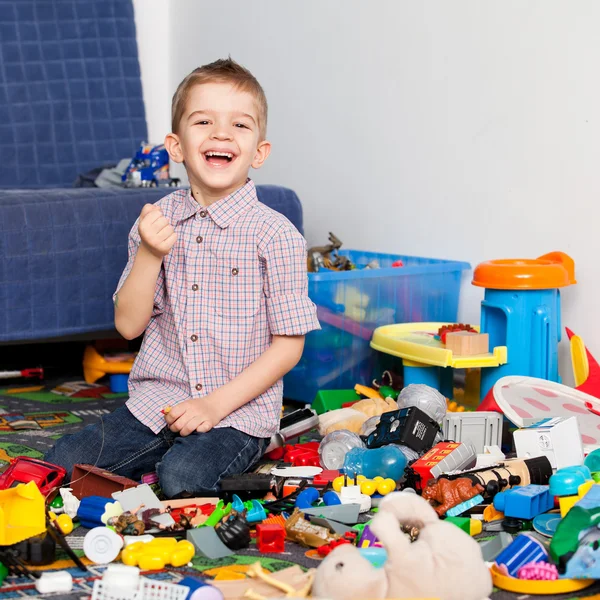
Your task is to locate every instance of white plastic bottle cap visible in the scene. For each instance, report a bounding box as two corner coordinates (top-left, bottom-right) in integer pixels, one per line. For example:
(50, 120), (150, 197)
(84, 527), (124, 564)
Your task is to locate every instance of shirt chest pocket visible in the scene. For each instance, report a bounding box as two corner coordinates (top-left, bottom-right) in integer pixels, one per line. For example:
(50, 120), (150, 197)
(215, 254), (262, 318)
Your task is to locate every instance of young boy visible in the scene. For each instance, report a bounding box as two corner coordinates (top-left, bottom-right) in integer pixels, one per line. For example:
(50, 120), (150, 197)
(45, 58), (320, 498)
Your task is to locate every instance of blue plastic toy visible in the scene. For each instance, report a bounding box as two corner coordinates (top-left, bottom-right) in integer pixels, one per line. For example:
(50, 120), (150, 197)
(178, 575), (224, 600)
(343, 446), (407, 481)
(122, 142), (180, 188)
(495, 533), (549, 577)
(446, 494), (484, 517)
(77, 496), (119, 529)
(475, 252), (576, 399)
(564, 528), (600, 579)
(493, 485), (553, 520)
(231, 494), (266, 524)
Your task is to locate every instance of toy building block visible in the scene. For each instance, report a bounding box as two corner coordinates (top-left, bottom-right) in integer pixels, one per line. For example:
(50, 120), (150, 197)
(493, 484), (553, 520)
(256, 523), (286, 553)
(70, 464), (138, 499)
(445, 331), (489, 356)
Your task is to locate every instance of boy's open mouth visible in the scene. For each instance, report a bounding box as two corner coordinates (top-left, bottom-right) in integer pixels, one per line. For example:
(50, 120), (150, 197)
(204, 151), (235, 167)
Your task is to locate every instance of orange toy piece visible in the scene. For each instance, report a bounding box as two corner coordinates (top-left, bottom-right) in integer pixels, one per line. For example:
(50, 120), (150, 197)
(353, 384), (382, 400)
(472, 252), (576, 290)
(83, 346), (135, 384)
(421, 477), (484, 516)
(446, 332), (489, 356)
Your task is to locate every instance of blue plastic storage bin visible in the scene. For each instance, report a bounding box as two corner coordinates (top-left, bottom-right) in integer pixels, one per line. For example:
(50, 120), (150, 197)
(283, 250), (470, 403)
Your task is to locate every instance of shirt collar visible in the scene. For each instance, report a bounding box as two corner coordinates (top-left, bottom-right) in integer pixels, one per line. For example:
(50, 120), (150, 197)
(175, 179), (258, 228)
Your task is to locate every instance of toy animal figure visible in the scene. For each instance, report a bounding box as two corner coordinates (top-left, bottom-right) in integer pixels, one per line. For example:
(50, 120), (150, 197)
(421, 477), (484, 516)
(307, 232), (353, 272)
(312, 492), (492, 600)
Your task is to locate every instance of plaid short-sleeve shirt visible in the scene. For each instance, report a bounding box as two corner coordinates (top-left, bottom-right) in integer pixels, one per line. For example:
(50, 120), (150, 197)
(115, 180), (320, 437)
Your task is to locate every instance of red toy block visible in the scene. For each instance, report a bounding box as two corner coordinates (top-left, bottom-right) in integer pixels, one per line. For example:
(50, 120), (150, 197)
(313, 470), (340, 486)
(256, 523), (285, 553)
(283, 442), (321, 467)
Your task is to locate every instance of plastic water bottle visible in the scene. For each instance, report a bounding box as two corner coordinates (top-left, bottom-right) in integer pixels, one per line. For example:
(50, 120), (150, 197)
(343, 445), (407, 481)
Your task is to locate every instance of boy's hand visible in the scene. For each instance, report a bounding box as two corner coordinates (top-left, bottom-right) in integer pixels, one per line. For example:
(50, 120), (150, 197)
(138, 204), (177, 258)
(164, 396), (222, 436)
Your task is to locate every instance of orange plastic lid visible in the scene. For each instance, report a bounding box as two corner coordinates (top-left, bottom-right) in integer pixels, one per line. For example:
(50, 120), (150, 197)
(473, 252), (576, 290)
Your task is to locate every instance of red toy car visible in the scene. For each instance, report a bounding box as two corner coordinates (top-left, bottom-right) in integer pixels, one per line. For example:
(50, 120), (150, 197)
(0, 457), (66, 498)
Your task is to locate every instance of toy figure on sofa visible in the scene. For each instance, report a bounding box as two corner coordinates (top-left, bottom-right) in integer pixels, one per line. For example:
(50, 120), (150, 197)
(122, 142), (180, 188)
(313, 492), (492, 600)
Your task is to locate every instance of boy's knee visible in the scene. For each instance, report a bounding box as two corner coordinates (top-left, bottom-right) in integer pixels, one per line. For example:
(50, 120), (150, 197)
(156, 455), (219, 499)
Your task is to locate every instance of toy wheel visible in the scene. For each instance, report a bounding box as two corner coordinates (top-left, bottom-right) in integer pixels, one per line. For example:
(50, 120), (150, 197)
(150, 180), (157, 187)
(83, 527), (123, 564)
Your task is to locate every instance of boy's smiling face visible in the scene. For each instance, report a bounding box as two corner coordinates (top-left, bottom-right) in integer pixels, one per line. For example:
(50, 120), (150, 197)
(165, 82), (271, 205)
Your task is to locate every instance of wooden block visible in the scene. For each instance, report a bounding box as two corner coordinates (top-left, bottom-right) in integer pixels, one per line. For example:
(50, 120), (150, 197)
(446, 331), (489, 356)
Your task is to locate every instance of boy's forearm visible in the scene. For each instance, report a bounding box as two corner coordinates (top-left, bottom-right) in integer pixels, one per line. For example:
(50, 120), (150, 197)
(114, 245), (163, 340)
(211, 335), (305, 421)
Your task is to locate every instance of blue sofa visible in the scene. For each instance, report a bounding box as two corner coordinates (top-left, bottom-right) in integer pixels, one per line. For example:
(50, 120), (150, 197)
(0, 0), (303, 343)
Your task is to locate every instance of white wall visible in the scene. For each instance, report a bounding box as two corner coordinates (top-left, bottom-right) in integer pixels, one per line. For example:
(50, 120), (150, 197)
(137, 0), (600, 383)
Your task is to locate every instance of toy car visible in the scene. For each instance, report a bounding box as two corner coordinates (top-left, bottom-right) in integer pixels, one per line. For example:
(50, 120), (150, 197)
(0, 457), (66, 498)
(122, 142), (180, 188)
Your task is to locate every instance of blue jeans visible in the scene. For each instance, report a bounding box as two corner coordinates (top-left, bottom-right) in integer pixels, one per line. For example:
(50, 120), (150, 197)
(45, 406), (269, 498)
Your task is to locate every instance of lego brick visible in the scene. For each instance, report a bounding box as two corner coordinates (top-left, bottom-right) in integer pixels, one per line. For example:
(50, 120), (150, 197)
(70, 464), (138, 500)
(256, 524), (285, 553)
(446, 331), (489, 356)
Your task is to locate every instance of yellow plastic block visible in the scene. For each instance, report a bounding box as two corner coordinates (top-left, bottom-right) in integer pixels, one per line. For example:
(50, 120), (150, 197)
(0, 481), (46, 545)
(121, 538), (195, 570)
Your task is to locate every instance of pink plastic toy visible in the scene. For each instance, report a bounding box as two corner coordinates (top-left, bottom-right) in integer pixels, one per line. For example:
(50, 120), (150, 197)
(517, 562), (558, 581)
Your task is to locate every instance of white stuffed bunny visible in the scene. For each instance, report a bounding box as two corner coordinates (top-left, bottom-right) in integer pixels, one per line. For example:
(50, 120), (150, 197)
(313, 492), (492, 600)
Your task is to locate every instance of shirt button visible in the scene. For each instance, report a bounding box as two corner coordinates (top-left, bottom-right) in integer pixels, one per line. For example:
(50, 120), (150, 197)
(199, 210), (207, 218)
(231, 267), (239, 276)
(191, 284), (199, 291)
(195, 383), (203, 391)
(190, 334), (198, 342)
(196, 235), (203, 243)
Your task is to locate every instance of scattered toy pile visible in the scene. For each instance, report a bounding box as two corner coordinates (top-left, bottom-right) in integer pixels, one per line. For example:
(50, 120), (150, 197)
(3, 347), (600, 599)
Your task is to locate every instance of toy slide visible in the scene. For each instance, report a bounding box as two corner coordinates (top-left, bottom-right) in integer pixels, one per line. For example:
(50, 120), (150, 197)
(83, 347), (135, 384)
(370, 322), (507, 369)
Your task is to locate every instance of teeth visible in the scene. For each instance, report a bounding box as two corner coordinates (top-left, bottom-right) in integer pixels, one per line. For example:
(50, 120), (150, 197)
(205, 151), (233, 158)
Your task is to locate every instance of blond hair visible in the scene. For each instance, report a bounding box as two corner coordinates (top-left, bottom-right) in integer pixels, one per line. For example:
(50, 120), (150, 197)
(171, 57), (268, 140)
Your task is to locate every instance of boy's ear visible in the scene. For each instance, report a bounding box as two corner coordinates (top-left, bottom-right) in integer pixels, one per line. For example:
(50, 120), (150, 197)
(165, 132), (184, 163)
(251, 140), (271, 170)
